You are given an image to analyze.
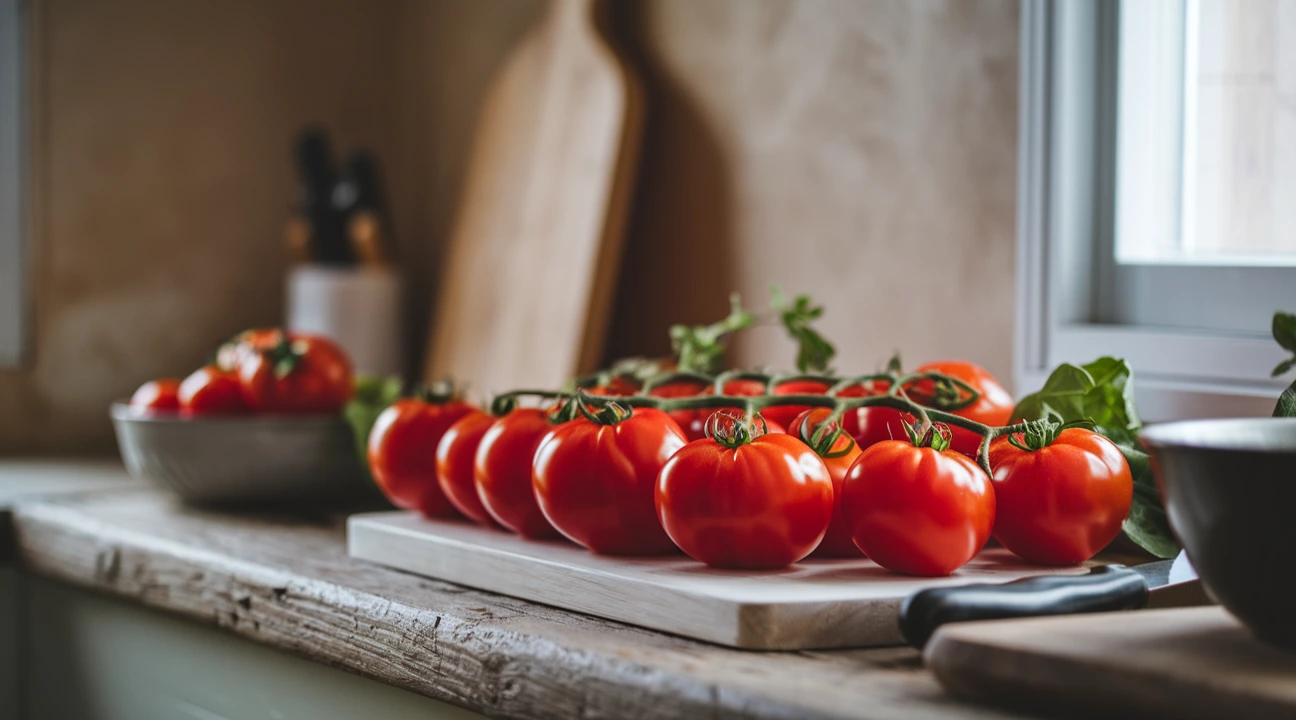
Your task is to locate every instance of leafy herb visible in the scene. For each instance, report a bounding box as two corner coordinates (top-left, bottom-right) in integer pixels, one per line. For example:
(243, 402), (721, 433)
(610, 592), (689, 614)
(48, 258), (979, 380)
(343, 375), (403, 481)
(1275, 385), (1296, 418)
(1011, 357), (1178, 558)
(1270, 312), (1296, 417)
(771, 286), (836, 374)
(670, 294), (755, 374)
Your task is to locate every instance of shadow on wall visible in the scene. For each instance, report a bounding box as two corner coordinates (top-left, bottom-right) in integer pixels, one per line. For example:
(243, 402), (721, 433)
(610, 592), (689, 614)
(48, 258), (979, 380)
(600, 0), (736, 365)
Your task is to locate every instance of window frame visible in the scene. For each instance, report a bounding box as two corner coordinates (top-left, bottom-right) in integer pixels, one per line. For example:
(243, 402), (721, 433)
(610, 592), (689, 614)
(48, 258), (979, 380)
(1015, 0), (1287, 423)
(0, 0), (26, 368)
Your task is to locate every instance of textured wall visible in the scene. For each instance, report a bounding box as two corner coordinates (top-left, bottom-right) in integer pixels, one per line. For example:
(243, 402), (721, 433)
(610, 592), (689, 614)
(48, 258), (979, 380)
(604, 0), (1020, 379)
(1, 0), (1019, 454)
(0, 0), (403, 453)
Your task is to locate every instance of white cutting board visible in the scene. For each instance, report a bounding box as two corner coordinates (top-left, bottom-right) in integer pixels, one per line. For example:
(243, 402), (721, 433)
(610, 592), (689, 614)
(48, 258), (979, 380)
(347, 511), (1094, 650)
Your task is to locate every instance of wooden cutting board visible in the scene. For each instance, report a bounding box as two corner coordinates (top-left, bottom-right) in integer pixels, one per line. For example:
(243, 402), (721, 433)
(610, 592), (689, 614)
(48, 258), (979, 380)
(424, 0), (643, 394)
(346, 511), (1104, 650)
(926, 606), (1296, 719)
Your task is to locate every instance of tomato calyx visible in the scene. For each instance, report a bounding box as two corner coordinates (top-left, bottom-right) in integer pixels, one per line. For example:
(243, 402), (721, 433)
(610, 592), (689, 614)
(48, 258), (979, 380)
(574, 394), (634, 426)
(412, 380), (462, 405)
(1005, 418), (1095, 452)
(794, 412), (857, 459)
(903, 373), (982, 412)
(706, 410), (769, 449)
(902, 420), (954, 452)
(261, 335), (305, 379)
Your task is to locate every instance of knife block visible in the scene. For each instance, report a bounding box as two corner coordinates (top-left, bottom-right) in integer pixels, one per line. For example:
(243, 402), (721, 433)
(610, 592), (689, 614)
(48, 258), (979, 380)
(286, 264), (402, 378)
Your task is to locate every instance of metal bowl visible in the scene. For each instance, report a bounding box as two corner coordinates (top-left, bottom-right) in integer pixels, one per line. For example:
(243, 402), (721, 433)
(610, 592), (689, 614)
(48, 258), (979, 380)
(111, 403), (366, 504)
(1141, 417), (1296, 649)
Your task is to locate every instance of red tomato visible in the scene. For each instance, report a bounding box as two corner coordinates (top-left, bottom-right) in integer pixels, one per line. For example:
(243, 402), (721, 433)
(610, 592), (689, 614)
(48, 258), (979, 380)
(788, 408), (864, 558)
(908, 361), (1014, 457)
(835, 381), (908, 449)
(762, 379), (831, 429)
(435, 410), (499, 526)
(368, 398), (477, 518)
(178, 366), (247, 415)
(648, 378), (711, 441)
(841, 430), (996, 576)
(657, 378), (786, 441)
(656, 429), (833, 569)
(588, 378), (638, 397)
(989, 428), (1133, 565)
(474, 408), (562, 538)
(533, 407), (687, 555)
(237, 332), (354, 414)
(721, 378), (768, 396)
(129, 378), (181, 411)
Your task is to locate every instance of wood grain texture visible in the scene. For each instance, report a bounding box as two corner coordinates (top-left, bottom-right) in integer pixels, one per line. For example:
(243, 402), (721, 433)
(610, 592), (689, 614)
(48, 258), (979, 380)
(927, 607), (1296, 720)
(9, 489), (1029, 720)
(0, 459), (138, 562)
(349, 511), (1093, 651)
(425, 0), (644, 394)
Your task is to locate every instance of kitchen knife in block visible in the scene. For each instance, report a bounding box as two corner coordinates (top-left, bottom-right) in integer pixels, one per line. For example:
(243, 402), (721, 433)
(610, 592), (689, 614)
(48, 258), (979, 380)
(425, 0), (643, 393)
(900, 552), (1207, 647)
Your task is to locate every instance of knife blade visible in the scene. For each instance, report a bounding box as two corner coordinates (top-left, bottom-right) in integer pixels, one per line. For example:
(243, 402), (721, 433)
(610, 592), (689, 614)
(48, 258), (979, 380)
(899, 551), (1205, 648)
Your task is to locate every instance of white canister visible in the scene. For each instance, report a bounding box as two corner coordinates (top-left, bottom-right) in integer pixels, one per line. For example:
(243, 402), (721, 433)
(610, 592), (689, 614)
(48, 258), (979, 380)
(286, 265), (402, 378)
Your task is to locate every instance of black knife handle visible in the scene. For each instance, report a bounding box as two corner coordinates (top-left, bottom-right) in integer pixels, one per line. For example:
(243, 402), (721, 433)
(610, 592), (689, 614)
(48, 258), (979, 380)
(899, 565), (1149, 648)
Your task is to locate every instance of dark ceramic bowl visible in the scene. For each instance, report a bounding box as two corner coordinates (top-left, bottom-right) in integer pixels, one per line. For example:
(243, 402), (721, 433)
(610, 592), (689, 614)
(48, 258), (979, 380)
(111, 403), (366, 504)
(1141, 417), (1296, 649)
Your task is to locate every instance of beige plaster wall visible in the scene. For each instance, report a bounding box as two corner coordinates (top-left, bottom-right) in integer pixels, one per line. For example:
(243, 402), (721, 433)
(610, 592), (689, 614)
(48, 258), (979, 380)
(0, 0), (1018, 454)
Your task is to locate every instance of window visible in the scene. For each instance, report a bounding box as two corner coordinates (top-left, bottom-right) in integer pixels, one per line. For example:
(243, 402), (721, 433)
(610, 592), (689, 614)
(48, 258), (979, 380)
(1017, 0), (1293, 422)
(0, 0), (24, 368)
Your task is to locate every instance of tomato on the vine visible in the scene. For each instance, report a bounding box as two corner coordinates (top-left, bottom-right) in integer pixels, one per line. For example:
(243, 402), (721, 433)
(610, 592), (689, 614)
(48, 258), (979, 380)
(787, 408), (864, 558)
(656, 378), (786, 441)
(237, 331), (354, 414)
(656, 413), (833, 569)
(129, 378), (181, 411)
(835, 380), (908, 449)
(908, 361), (1014, 457)
(762, 379), (832, 430)
(435, 410), (499, 526)
(474, 408), (562, 538)
(368, 397), (476, 518)
(648, 378), (711, 441)
(841, 424), (995, 576)
(533, 405), (686, 555)
(989, 425), (1133, 565)
(178, 366), (247, 415)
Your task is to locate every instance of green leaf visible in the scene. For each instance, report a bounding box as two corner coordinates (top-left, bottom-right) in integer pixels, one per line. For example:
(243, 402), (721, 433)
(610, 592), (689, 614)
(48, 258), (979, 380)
(1273, 357), (1296, 378)
(1010, 357), (1140, 445)
(670, 293), (754, 374)
(1274, 378), (1296, 418)
(770, 285), (836, 373)
(1117, 445), (1179, 559)
(343, 375), (404, 484)
(1273, 312), (1296, 353)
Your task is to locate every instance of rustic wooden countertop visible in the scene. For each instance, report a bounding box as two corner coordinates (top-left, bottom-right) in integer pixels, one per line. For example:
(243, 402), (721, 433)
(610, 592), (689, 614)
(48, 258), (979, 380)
(2, 462), (1031, 720)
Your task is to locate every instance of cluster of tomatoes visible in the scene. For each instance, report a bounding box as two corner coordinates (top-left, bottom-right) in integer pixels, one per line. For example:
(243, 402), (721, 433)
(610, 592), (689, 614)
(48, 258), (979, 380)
(128, 329), (355, 416)
(369, 360), (1135, 576)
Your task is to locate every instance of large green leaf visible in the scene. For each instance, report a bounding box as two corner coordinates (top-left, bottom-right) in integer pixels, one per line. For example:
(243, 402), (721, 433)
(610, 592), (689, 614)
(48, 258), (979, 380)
(1117, 445), (1180, 559)
(1275, 379), (1296, 418)
(1010, 357), (1140, 445)
(1011, 357), (1177, 558)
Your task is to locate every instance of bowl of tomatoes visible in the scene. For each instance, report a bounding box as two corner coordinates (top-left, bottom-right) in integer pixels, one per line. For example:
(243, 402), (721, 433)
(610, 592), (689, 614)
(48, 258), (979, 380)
(112, 329), (364, 504)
